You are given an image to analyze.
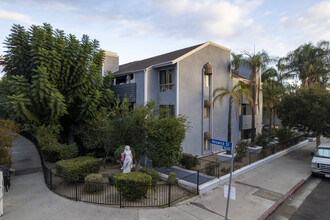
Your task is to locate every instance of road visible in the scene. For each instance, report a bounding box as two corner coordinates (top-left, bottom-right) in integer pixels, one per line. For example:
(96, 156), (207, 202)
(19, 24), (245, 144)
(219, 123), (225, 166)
(290, 177), (330, 220)
(268, 176), (330, 220)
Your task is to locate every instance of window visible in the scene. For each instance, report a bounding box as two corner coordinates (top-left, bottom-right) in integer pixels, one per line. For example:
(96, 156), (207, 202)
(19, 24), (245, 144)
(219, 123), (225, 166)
(204, 138), (210, 151)
(204, 107), (209, 118)
(160, 68), (174, 92)
(204, 74), (209, 87)
(160, 105), (175, 117)
(316, 148), (330, 158)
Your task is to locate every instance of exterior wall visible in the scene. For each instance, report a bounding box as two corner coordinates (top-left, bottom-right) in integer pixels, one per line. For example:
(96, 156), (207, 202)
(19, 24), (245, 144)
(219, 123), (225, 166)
(178, 44), (232, 156)
(134, 71), (145, 105)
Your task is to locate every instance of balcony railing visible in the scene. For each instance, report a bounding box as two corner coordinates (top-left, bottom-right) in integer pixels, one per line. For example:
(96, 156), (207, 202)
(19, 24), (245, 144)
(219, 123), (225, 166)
(111, 83), (136, 102)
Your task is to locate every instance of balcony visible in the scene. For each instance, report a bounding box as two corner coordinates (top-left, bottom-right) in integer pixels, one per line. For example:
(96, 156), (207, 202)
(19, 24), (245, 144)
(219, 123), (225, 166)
(111, 83), (136, 102)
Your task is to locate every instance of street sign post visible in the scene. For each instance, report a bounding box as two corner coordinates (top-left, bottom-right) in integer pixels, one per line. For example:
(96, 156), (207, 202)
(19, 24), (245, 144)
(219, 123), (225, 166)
(209, 138), (234, 220)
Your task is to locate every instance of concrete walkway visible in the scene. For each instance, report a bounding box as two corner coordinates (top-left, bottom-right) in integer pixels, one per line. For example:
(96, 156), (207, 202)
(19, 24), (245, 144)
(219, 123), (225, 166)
(2, 135), (326, 220)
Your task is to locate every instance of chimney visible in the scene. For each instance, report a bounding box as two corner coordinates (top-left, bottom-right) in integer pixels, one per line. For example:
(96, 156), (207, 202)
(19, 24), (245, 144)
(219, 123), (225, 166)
(102, 50), (119, 75)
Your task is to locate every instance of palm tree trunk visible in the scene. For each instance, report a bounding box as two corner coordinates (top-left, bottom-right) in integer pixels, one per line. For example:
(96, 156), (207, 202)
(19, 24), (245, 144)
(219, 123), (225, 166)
(227, 97), (232, 154)
(228, 97), (232, 143)
(251, 84), (256, 145)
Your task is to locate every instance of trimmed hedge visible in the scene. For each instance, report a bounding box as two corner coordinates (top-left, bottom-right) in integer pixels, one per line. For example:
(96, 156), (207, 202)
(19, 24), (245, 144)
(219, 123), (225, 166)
(55, 156), (101, 182)
(42, 143), (78, 162)
(84, 174), (104, 193)
(114, 172), (152, 201)
(180, 153), (200, 169)
(167, 172), (178, 185)
(139, 167), (159, 185)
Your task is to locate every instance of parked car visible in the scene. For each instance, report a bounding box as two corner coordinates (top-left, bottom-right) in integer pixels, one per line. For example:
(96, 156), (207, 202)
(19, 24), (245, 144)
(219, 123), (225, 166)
(311, 143), (330, 177)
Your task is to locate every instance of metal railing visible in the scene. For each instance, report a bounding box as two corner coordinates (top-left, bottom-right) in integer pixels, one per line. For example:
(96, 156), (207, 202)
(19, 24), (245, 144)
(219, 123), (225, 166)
(20, 131), (196, 207)
(198, 134), (307, 178)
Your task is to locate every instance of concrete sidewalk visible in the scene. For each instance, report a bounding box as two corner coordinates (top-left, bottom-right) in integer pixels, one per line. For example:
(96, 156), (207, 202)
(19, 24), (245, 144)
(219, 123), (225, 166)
(2, 135), (326, 220)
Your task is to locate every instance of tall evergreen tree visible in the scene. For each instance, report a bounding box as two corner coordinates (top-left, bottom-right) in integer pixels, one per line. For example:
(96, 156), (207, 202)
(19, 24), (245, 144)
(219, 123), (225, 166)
(0, 23), (113, 135)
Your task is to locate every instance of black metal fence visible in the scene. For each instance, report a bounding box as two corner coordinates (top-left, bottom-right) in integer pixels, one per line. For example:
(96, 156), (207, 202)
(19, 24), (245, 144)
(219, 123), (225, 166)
(21, 131), (196, 208)
(198, 134), (307, 178)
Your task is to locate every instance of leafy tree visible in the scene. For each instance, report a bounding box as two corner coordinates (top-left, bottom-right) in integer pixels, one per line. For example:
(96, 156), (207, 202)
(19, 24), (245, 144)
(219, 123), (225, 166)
(213, 81), (252, 151)
(145, 113), (188, 168)
(277, 86), (330, 147)
(0, 23), (113, 138)
(240, 50), (272, 144)
(282, 41), (329, 87)
(231, 53), (243, 71)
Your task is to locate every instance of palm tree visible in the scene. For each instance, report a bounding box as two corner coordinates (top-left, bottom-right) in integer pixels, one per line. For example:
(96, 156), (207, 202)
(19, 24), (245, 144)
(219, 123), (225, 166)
(213, 81), (252, 153)
(283, 42), (329, 87)
(231, 53), (243, 71)
(262, 79), (284, 135)
(240, 50), (272, 145)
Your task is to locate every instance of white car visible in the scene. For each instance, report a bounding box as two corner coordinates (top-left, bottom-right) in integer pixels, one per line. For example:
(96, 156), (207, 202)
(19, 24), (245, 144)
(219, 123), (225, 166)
(311, 143), (330, 177)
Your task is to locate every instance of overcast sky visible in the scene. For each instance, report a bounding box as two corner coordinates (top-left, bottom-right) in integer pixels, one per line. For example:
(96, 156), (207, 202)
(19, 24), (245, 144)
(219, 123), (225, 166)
(0, 0), (329, 78)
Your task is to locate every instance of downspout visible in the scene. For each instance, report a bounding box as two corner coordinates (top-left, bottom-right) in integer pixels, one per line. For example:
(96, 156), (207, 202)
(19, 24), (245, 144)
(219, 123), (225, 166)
(210, 71), (213, 153)
(201, 68), (204, 156)
(144, 68), (149, 105)
(176, 62), (180, 116)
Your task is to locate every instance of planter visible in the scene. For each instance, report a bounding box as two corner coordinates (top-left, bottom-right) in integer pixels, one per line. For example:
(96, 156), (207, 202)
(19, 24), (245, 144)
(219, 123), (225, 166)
(217, 152), (236, 162)
(248, 146), (263, 154)
(308, 137), (316, 142)
(267, 142), (276, 147)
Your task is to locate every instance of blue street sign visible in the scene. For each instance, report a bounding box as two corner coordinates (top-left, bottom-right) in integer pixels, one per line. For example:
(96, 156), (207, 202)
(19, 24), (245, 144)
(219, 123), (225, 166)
(209, 138), (233, 151)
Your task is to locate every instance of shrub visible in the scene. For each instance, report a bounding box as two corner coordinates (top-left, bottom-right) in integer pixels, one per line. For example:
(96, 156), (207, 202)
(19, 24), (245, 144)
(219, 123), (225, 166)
(42, 143), (78, 162)
(139, 167), (159, 185)
(180, 153), (200, 169)
(0, 147), (12, 167)
(221, 167), (230, 174)
(205, 161), (220, 176)
(55, 156), (101, 182)
(114, 172), (152, 201)
(35, 126), (58, 148)
(275, 127), (296, 141)
(255, 133), (269, 147)
(236, 140), (248, 162)
(167, 172), (178, 185)
(84, 174), (104, 193)
(114, 145), (136, 163)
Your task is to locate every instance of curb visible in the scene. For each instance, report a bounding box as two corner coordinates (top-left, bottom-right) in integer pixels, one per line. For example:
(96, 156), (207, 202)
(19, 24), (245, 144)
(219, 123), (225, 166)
(257, 174), (311, 220)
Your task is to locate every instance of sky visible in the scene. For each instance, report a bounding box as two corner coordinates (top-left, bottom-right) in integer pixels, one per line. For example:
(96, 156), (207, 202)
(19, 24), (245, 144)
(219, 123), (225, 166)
(0, 0), (329, 77)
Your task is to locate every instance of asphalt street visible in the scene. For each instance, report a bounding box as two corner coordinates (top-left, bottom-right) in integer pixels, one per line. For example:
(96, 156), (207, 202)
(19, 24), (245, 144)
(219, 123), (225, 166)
(290, 177), (330, 220)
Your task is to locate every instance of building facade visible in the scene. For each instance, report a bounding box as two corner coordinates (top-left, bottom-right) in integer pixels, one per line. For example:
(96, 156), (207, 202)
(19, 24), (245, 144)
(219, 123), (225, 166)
(103, 42), (262, 157)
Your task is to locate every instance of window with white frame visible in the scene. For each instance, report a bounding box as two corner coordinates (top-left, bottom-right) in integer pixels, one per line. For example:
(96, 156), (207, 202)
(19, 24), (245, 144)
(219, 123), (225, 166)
(160, 68), (174, 92)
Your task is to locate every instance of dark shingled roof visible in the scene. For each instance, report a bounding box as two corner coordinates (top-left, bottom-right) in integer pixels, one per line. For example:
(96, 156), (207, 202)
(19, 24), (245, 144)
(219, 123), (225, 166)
(114, 43), (204, 75)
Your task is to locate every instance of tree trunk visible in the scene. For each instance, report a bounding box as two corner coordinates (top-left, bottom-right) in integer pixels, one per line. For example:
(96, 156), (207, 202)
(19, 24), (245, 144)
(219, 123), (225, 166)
(316, 133), (321, 148)
(135, 158), (141, 170)
(269, 108), (272, 137)
(227, 97), (232, 154)
(251, 84), (256, 145)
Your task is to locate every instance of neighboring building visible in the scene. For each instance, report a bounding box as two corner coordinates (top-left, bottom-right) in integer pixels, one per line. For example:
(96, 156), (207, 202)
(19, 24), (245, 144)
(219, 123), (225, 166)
(103, 41), (262, 157)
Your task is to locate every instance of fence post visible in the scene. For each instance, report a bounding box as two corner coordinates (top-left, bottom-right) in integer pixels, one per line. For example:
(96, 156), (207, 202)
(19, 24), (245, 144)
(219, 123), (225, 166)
(49, 169), (52, 190)
(217, 163), (220, 179)
(197, 170), (200, 195)
(75, 181), (78, 202)
(168, 183), (171, 207)
(249, 152), (251, 164)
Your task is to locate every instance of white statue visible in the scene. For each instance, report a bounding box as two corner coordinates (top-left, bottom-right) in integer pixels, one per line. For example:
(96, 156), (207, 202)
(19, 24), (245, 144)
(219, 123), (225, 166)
(121, 145), (133, 173)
